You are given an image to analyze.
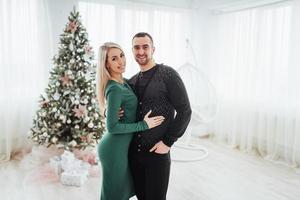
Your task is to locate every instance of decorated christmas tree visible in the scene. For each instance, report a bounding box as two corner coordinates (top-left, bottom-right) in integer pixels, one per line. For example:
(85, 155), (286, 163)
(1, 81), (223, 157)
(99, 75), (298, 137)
(28, 8), (104, 150)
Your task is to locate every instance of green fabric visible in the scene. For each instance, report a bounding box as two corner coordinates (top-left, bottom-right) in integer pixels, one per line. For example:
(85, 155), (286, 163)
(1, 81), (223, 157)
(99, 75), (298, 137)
(98, 80), (148, 200)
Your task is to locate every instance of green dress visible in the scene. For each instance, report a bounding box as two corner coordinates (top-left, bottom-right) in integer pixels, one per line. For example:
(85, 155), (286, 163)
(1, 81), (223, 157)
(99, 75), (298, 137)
(98, 80), (148, 200)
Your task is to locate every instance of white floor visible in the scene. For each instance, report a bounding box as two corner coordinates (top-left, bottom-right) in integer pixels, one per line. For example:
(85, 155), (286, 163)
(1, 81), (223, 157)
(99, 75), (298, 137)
(1, 137), (300, 200)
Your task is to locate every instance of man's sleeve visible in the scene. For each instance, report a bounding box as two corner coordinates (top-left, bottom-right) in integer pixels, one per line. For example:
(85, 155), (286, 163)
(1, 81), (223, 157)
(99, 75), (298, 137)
(162, 68), (192, 147)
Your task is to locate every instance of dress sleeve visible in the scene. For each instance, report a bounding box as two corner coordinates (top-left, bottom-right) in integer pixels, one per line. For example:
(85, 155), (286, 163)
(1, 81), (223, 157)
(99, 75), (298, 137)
(105, 85), (149, 134)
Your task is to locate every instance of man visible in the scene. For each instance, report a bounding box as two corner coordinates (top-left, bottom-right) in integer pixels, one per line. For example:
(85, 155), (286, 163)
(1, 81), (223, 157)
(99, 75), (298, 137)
(128, 32), (192, 200)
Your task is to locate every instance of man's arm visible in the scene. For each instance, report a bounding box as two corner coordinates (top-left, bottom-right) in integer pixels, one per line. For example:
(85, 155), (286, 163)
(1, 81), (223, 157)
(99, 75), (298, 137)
(162, 67), (192, 147)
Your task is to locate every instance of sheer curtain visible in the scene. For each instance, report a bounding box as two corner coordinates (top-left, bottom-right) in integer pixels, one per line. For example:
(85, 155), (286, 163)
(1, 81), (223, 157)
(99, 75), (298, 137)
(208, 2), (300, 170)
(0, 0), (53, 162)
(78, 0), (191, 77)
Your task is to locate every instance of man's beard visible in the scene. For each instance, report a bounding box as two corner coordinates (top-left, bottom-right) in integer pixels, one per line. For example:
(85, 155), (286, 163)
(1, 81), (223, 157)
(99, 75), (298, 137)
(135, 56), (151, 66)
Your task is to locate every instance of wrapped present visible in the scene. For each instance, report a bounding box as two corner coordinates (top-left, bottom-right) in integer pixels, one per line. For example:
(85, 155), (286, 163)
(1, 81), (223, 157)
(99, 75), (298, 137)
(64, 159), (83, 172)
(61, 150), (75, 163)
(62, 150), (74, 158)
(60, 170), (88, 187)
(61, 151), (76, 171)
(49, 156), (63, 175)
(48, 150), (94, 187)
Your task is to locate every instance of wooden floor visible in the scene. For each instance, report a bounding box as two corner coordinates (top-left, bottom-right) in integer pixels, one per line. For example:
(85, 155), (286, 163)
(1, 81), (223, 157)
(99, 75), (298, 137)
(1, 137), (300, 200)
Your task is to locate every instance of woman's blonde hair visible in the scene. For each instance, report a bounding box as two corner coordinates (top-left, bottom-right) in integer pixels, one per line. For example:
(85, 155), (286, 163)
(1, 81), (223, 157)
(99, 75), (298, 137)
(97, 42), (124, 115)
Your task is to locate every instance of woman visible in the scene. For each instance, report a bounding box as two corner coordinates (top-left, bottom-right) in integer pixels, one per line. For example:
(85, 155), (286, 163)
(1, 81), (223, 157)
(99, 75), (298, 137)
(97, 42), (165, 200)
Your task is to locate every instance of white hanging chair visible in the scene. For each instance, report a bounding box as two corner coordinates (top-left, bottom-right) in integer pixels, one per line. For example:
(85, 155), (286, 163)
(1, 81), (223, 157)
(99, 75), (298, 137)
(171, 40), (217, 162)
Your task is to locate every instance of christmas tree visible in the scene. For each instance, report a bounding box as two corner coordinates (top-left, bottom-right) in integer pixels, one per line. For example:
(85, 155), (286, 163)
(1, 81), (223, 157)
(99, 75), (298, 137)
(28, 8), (104, 150)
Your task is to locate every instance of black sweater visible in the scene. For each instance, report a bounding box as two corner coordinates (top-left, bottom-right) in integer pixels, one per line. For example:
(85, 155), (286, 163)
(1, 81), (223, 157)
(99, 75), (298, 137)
(128, 64), (192, 149)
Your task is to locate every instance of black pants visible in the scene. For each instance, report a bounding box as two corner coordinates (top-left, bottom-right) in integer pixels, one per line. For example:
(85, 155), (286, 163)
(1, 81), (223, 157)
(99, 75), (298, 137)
(128, 146), (171, 200)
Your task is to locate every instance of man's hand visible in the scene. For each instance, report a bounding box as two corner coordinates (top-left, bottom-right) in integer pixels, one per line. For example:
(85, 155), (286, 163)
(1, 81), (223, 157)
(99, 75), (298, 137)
(149, 141), (170, 154)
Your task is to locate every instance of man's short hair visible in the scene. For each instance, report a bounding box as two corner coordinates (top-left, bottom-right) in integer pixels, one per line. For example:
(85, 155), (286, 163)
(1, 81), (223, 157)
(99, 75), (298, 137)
(132, 32), (154, 46)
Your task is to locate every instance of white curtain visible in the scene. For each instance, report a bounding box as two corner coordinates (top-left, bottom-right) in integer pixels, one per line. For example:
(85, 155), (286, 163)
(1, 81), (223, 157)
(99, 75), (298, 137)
(0, 0), (53, 162)
(78, 0), (191, 77)
(208, 2), (300, 170)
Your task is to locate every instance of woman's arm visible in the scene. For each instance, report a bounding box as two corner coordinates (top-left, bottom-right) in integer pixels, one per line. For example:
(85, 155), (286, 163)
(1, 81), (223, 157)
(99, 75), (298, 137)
(105, 85), (148, 134)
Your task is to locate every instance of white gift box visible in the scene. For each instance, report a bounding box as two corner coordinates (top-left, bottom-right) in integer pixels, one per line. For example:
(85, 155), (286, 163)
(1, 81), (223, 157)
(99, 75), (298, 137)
(61, 151), (75, 164)
(61, 170), (88, 187)
(49, 156), (63, 175)
(62, 159), (82, 172)
(49, 150), (92, 187)
(61, 151), (76, 171)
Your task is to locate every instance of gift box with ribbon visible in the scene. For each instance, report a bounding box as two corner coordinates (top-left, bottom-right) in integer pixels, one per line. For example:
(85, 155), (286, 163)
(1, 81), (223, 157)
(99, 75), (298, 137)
(49, 150), (91, 186)
(61, 170), (88, 187)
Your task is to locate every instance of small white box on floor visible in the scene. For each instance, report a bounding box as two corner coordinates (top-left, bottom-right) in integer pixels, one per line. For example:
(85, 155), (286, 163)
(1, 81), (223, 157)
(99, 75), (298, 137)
(49, 156), (62, 175)
(61, 151), (76, 171)
(60, 171), (88, 187)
